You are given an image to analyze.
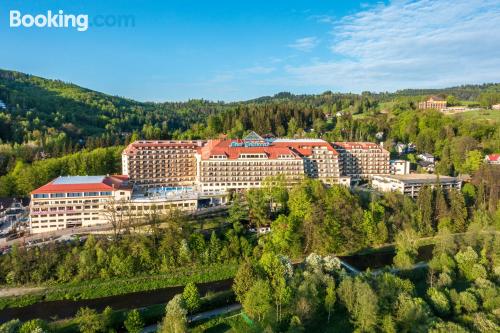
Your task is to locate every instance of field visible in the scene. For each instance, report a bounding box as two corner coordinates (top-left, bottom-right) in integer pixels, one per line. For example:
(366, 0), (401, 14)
(448, 109), (500, 123)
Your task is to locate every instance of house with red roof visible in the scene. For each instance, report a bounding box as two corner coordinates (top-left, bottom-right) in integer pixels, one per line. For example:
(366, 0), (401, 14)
(484, 154), (500, 165)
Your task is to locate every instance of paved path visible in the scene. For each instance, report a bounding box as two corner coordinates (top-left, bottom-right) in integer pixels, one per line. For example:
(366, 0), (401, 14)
(141, 303), (241, 333)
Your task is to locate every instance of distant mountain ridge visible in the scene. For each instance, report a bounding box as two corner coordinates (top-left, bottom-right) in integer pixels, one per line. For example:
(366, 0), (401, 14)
(1, 68), (499, 145)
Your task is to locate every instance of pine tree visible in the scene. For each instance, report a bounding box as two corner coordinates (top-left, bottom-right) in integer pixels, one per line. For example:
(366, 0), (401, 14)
(416, 186), (434, 235)
(182, 282), (201, 313)
(449, 189), (468, 232)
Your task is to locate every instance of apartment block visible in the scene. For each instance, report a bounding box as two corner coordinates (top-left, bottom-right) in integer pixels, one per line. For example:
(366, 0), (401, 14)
(332, 142), (390, 179)
(122, 140), (205, 189)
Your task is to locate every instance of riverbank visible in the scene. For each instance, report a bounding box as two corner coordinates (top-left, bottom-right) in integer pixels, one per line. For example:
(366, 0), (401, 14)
(0, 279), (234, 323)
(0, 263), (238, 311)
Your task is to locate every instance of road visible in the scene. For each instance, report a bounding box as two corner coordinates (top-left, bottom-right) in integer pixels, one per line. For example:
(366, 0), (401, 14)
(141, 304), (241, 333)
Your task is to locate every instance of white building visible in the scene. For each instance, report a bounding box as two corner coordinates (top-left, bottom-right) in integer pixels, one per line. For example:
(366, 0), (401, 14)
(417, 153), (435, 163)
(29, 175), (199, 234)
(372, 174), (461, 198)
(390, 160), (411, 175)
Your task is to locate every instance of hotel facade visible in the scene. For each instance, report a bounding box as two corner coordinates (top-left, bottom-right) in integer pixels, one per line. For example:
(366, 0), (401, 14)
(30, 175), (198, 233)
(332, 142), (390, 179)
(30, 133), (391, 233)
(122, 140), (205, 189)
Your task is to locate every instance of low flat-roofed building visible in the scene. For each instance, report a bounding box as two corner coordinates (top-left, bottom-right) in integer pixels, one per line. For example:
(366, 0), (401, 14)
(372, 174), (461, 198)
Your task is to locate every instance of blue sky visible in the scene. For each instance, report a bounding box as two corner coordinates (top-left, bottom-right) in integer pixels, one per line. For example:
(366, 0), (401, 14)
(1, 0), (500, 102)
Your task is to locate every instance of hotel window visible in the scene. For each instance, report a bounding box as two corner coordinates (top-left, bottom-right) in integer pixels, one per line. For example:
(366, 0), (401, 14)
(67, 192), (83, 197)
(34, 194), (49, 198)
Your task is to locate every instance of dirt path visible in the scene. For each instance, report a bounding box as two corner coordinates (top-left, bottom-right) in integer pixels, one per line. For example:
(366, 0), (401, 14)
(0, 286), (45, 297)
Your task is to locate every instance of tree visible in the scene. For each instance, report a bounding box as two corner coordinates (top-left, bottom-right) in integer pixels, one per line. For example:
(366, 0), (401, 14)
(75, 307), (102, 333)
(449, 189), (468, 232)
(159, 295), (188, 333)
(124, 309), (144, 333)
(393, 228), (419, 270)
(103, 197), (127, 242)
(182, 282), (201, 313)
(429, 322), (468, 333)
(246, 188), (270, 228)
(19, 319), (47, 333)
(0, 319), (21, 333)
(337, 277), (379, 332)
(242, 280), (273, 322)
(233, 260), (258, 303)
(426, 287), (450, 316)
(228, 193), (246, 234)
(260, 253), (293, 322)
(434, 186), (448, 223)
(324, 278), (336, 323)
(287, 118), (299, 137)
(394, 294), (432, 333)
(416, 186), (434, 235)
(454, 247), (487, 281)
(462, 150), (483, 174)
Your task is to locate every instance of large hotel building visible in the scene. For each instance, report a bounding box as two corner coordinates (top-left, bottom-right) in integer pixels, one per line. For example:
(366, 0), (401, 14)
(196, 133), (349, 194)
(332, 142), (390, 179)
(30, 132), (391, 233)
(122, 140), (204, 189)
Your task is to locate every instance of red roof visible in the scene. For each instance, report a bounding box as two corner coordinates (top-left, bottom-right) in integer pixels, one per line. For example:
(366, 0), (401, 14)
(200, 139), (337, 160)
(31, 175), (131, 194)
(486, 154), (500, 161)
(123, 140), (205, 155)
(332, 142), (387, 151)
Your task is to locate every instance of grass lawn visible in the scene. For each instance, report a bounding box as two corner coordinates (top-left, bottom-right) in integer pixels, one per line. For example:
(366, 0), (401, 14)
(0, 263), (238, 309)
(448, 109), (500, 123)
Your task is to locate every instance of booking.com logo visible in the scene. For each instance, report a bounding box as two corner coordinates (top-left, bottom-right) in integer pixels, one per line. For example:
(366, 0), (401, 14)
(9, 10), (135, 32)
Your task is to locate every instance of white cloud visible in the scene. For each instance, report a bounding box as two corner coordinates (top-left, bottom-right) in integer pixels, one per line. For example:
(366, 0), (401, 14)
(286, 0), (500, 91)
(288, 37), (320, 52)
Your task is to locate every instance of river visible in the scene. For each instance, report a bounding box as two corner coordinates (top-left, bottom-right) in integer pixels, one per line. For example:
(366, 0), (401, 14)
(0, 244), (434, 323)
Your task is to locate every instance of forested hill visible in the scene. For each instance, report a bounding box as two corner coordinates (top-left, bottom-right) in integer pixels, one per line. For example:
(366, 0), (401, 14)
(393, 83), (500, 101)
(2, 68), (500, 147)
(0, 69), (222, 145)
